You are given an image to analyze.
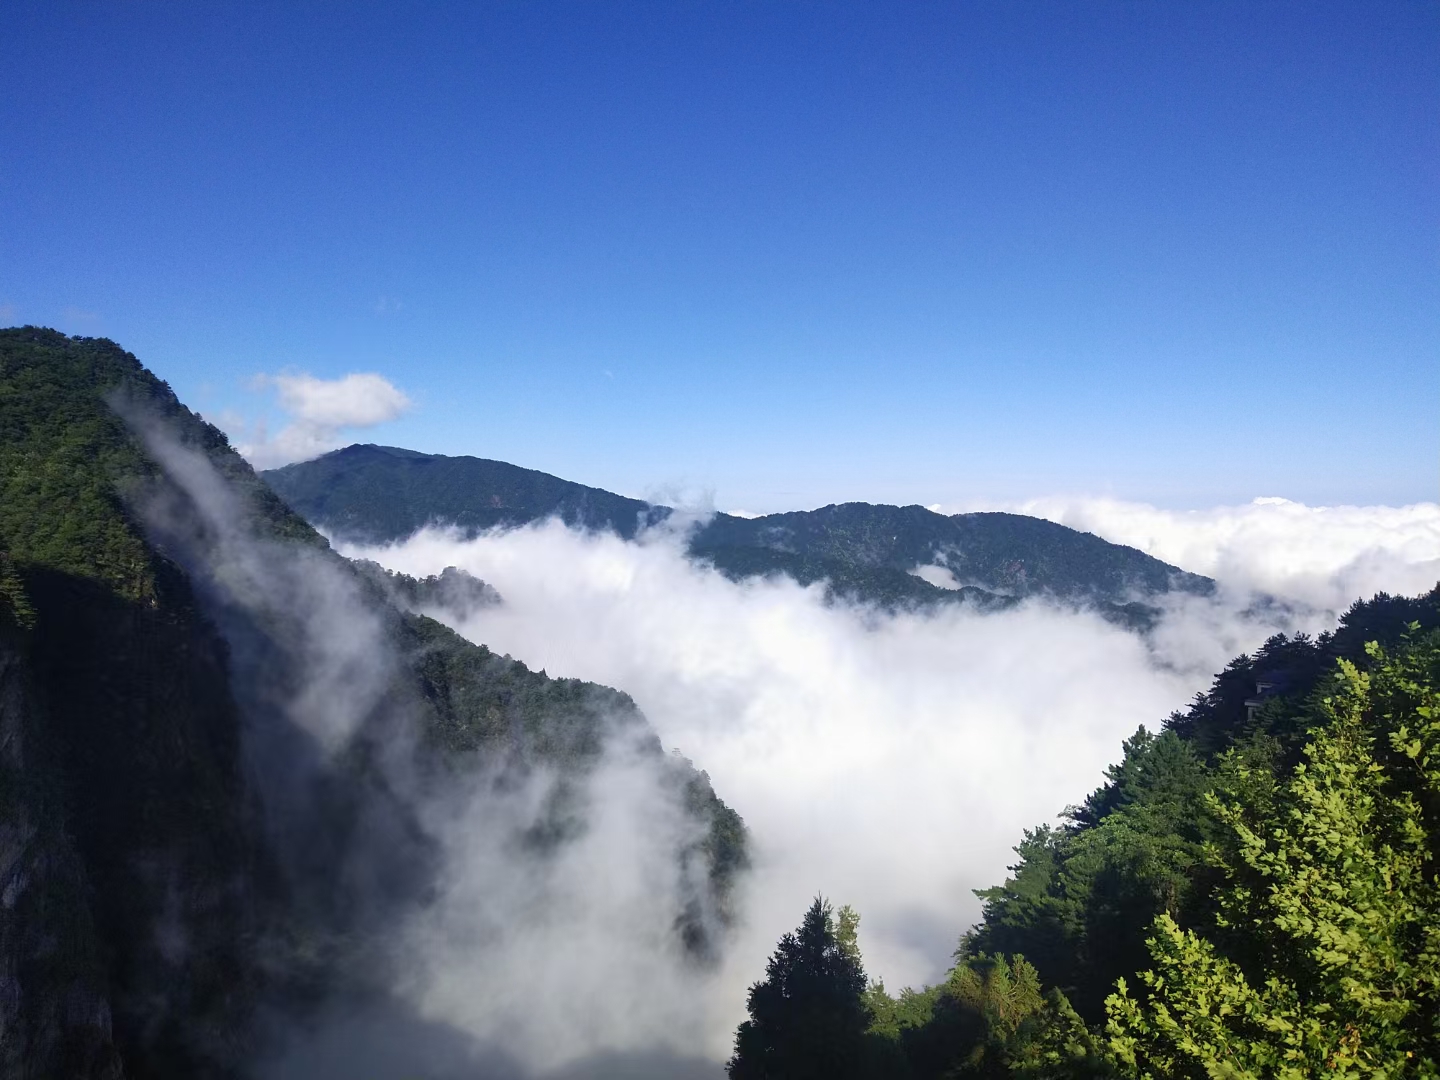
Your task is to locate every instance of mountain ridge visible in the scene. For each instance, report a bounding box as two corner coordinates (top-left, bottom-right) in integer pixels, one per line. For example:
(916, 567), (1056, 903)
(262, 443), (1215, 621)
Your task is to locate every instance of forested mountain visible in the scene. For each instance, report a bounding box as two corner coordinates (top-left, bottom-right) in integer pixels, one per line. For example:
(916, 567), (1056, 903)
(0, 328), (746, 1079)
(728, 586), (1440, 1078)
(687, 504), (1212, 617)
(262, 446), (1213, 620)
(262, 443), (666, 542)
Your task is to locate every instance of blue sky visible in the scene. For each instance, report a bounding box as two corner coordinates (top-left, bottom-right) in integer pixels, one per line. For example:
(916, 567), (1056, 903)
(2, 1), (1435, 512)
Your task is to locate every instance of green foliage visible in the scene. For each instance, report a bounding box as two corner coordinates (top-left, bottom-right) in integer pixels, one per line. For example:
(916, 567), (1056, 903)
(966, 590), (1440, 1028)
(1106, 636), (1440, 1077)
(0, 329), (167, 602)
(0, 552), (35, 629)
(967, 729), (1220, 1023)
(0, 327), (321, 607)
(729, 897), (873, 1080)
(350, 557), (502, 614)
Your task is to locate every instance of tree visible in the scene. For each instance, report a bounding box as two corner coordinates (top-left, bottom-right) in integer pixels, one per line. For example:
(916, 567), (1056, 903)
(1106, 637), (1440, 1078)
(729, 897), (871, 1080)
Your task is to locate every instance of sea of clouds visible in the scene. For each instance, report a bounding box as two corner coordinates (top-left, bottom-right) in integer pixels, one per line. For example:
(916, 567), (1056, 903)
(338, 494), (1440, 1067)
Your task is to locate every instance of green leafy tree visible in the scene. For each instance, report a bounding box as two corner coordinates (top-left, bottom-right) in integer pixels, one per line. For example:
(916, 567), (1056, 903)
(729, 897), (871, 1080)
(1106, 638), (1440, 1078)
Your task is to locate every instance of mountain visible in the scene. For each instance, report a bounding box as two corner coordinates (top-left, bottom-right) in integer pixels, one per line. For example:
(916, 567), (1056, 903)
(262, 443), (666, 542)
(687, 503), (1213, 610)
(262, 444), (1214, 620)
(0, 328), (746, 1079)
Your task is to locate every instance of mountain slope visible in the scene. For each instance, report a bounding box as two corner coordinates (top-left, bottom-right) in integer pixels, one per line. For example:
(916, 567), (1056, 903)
(0, 328), (746, 1078)
(263, 444), (1214, 615)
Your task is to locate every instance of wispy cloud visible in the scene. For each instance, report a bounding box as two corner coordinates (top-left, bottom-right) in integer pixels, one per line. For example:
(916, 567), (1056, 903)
(231, 371), (413, 469)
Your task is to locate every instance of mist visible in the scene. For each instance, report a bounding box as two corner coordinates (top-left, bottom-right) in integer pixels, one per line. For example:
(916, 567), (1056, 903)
(336, 498), (1438, 1061)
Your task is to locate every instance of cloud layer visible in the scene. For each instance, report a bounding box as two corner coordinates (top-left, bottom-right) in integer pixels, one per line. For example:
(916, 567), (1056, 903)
(233, 371), (412, 468)
(331, 496), (1437, 1066)
(336, 527), (1214, 1058)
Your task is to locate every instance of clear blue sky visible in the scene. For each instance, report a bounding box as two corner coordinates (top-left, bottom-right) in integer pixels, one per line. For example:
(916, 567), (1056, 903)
(2, 2), (1435, 512)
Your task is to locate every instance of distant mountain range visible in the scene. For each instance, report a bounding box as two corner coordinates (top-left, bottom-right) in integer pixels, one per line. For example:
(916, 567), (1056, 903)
(263, 444), (1215, 624)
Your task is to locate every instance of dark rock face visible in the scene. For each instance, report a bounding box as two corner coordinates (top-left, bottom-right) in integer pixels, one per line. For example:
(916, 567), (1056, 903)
(0, 623), (125, 1079)
(0, 568), (269, 1078)
(17, 571), (266, 1078)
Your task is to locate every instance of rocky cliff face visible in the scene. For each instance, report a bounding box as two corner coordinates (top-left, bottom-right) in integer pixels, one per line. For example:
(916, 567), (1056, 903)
(0, 619), (125, 1079)
(0, 328), (747, 1077)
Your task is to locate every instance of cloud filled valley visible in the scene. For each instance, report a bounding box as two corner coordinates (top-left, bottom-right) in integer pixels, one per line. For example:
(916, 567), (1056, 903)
(339, 495), (1440, 1066)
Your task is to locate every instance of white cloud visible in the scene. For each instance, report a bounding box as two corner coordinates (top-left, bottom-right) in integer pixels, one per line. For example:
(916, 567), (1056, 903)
(341, 519), (1295, 1063)
(233, 371), (412, 469)
(266, 372), (412, 428)
(124, 409), (724, 1077)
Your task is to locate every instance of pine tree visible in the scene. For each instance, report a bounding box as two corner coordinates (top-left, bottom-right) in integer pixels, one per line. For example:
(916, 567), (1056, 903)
(729, 897), (871, 1080)
(1106, 637), (1440, 1078)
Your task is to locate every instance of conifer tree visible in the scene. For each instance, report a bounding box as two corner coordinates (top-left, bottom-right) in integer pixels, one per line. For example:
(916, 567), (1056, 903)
(1106, 637), (1440, 1078)
(729, 897), (871, 1080)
